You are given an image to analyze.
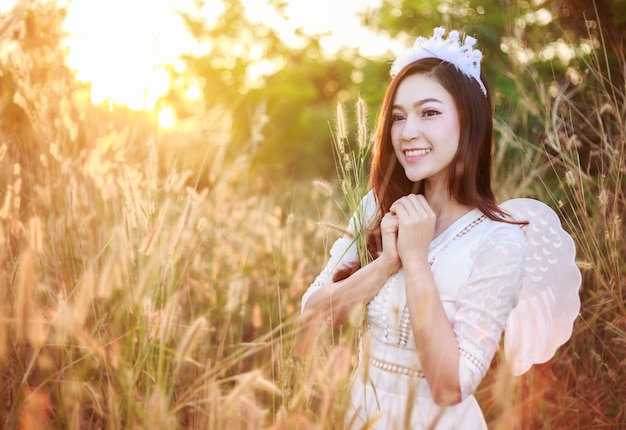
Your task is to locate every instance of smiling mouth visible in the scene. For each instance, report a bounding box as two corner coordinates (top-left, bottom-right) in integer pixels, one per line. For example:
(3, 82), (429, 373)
(404, 149), (431, 157)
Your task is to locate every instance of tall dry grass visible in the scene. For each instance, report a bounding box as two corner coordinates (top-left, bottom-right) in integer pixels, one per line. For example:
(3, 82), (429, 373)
(0, 9), (624, 430)
(0, 33), (358, 425)
(482, 35), (626, 428)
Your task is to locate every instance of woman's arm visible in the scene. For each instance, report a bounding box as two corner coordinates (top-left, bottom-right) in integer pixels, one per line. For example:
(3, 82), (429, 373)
(392, 195), (525, 405)
(302, 212), (401, 327)
(403, 261), (462, 405)
(404, 227), (526, 405)
(391, 194), (463, 404)
(301, 255), (398, 327)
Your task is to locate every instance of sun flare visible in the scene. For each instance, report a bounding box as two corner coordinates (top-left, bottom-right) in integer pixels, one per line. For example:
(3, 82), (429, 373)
(4, 0), (386, 116)
(62, 0), (199, 111)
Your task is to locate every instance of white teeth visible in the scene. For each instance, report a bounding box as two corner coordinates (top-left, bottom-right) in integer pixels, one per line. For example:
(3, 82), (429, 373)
(405, 149), (431, 157)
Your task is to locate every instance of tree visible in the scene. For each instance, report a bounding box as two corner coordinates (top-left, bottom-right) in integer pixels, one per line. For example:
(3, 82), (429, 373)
(558, 0), (626, 58)
(172, 0), (374, 184)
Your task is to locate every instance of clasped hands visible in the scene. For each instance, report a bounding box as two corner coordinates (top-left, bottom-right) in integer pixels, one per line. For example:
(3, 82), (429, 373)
(379, 194), (435, 273)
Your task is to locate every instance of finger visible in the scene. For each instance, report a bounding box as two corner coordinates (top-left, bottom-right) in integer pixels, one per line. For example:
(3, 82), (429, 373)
(404, 194), (436, 220)
(393, 197), (427, 221)
(390, 196), (413, 213)
(403, 194), (426, 215)
(381, 213), (399, 230)
(390, 200), (412, 220)
(414, 194), (435, 213)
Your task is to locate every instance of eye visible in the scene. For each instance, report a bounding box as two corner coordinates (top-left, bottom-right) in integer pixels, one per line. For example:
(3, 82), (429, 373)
(422, 108), (440, 117)
(392, 112), (405, 122)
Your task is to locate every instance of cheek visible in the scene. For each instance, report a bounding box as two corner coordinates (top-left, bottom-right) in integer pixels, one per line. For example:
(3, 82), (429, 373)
(390, 127), (402, 149)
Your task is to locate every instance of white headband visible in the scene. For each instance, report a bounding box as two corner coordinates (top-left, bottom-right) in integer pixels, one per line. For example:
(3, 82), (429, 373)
(390, 27), (487, 96)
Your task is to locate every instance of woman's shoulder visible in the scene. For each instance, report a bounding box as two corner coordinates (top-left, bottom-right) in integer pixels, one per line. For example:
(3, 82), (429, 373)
(461, 209), (526, 257)
(479, 216), (526, 247)
(478, 205), (525, 235)
(359, 189), (380, 225)
(362, 189), (376, 209)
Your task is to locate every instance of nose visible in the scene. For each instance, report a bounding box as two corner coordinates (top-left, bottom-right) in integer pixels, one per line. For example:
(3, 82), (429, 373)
(400, 116), (420, 142)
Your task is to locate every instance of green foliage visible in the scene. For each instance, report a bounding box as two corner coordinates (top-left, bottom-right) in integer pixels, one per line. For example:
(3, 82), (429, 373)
(174, 1), (367, 182)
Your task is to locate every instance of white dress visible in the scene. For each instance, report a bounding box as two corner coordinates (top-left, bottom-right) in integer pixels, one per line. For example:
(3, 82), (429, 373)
(301, 191), (581, 429)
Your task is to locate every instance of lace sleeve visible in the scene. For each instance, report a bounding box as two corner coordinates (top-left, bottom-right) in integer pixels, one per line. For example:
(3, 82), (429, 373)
(452, 223), (526, 400)
(300, 191), (378, 314)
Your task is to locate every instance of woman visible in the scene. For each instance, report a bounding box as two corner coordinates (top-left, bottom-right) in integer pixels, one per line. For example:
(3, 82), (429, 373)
(301, 28), (580, 429)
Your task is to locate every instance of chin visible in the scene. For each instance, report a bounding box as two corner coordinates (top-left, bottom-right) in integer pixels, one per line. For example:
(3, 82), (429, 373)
(403, 171), (423, 183)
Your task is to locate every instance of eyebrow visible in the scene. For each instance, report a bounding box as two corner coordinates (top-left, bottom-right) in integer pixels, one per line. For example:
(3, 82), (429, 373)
(392, 97), (444, 109)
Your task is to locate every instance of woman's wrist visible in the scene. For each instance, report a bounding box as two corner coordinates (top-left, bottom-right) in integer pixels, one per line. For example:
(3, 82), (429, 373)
(402, 257), (432, 281)
(374, 253), (401, 278)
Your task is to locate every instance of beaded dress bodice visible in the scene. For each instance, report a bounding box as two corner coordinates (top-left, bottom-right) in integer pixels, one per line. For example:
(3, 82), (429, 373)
(366, 211), (488, 353)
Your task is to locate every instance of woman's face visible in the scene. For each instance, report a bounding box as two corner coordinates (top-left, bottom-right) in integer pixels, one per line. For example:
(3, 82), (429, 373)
(390, 73), (461, 187)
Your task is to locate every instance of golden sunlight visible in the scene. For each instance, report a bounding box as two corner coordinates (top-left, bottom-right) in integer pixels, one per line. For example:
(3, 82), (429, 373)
(0, 0), (13, 12)
(62, 0), (201, 111)
(157, 106), (175, 128)
(242, 0), (389, 55)
(16, 0), (387, 117)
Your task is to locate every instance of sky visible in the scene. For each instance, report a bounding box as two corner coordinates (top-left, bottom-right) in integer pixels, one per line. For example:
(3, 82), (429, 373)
(1, 0), (391, 112)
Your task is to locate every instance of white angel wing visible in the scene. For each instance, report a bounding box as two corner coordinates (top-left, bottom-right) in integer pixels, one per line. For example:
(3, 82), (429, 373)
(500, 198), (582, 376)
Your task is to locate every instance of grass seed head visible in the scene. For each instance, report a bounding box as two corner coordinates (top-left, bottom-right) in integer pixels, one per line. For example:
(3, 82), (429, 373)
(176, 316), (207, 368)
(27, 216), (43, 253)
(146, 387), (177, 430)
(312, 179), (333, 196)
(158, 293), (180, 345)
(15, 248), (35, 341)
(335, 101), (348, 153)
(356, 97), (368, 149)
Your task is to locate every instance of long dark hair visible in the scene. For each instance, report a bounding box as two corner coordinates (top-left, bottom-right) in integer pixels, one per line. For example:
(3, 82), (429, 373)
(333, 58), (518, 282)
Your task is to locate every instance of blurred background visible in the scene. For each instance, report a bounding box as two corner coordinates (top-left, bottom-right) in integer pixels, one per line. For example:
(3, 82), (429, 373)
(2, 0), (624, 188)
(0, 0), (624, 428)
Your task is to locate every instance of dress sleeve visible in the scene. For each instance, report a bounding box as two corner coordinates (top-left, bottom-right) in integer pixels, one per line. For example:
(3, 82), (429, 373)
(451, 223), (526, 400)
(300, 191), (377, 314)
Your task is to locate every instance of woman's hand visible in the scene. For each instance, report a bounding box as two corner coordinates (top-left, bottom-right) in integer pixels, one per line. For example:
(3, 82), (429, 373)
(379, 211), (401, 274)
(390, 194), (436, 264)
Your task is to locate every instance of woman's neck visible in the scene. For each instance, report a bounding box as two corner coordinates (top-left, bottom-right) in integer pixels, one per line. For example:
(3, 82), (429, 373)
(424, 182), (475, 237)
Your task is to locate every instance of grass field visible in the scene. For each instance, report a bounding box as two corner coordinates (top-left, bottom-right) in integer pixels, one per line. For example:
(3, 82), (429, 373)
(1, 27), (625, 430)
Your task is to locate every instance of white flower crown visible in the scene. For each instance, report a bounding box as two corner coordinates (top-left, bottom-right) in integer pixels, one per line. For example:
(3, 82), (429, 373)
(390, 27), (487, 96)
